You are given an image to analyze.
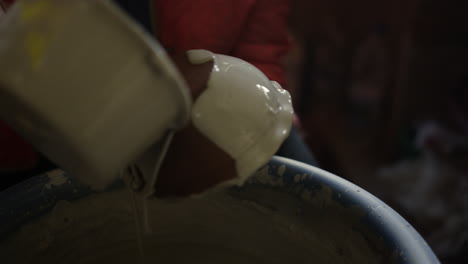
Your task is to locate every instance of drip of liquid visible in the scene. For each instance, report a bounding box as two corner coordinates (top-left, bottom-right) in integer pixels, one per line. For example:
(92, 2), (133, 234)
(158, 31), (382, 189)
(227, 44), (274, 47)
(142, 198), (152, 233)
(123, 131), (175, 263)
(129, 190), (152, 264)
(129, 190), (146, 264)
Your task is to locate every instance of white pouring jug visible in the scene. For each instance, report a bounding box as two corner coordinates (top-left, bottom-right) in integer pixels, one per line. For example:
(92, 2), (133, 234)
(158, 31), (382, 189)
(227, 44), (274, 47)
(0, 0), (191, 188)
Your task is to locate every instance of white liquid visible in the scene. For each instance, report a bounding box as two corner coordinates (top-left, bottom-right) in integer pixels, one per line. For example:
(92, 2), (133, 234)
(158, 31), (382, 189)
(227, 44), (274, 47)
(129, 191), (147, 264)
(0, 188), (385, 264)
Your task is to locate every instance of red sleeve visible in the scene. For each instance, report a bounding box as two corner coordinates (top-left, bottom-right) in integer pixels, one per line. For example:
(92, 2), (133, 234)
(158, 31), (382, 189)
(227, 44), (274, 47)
(154, 0), (290, 87)
(0, 121), (38, 171)
(154, 0), (256, 54)
(231, 0), (291, 87)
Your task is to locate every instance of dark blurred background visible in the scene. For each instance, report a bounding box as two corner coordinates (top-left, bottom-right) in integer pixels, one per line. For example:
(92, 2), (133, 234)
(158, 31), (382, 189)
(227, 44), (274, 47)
(289, 0), (468, 263)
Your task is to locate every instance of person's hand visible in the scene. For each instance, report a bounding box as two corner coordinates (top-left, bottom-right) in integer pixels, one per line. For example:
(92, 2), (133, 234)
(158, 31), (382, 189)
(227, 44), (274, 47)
(154, 52), (237, 197)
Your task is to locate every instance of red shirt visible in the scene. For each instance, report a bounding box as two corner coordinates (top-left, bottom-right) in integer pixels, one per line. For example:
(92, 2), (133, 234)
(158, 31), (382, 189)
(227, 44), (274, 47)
(155, 0), (290, 86)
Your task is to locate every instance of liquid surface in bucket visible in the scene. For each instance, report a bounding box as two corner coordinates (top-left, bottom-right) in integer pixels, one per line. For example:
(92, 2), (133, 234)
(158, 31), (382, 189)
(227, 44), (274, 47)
(0, 186), (390, 264)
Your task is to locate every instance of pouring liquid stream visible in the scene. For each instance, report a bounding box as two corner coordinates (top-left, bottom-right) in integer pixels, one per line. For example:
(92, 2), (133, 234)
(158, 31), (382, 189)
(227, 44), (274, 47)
(129, 190), (151, 264)
(124, 131), (175, 264)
